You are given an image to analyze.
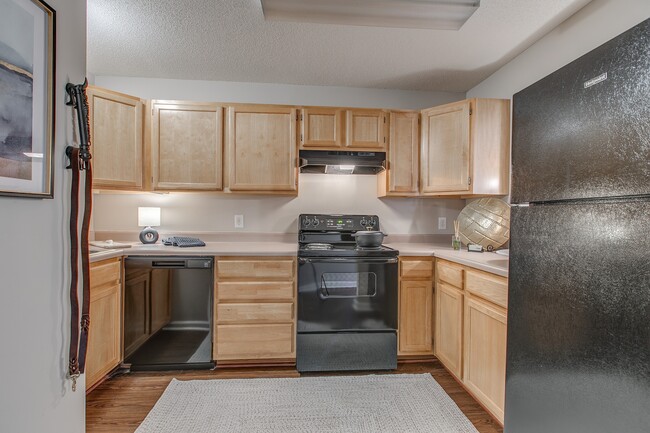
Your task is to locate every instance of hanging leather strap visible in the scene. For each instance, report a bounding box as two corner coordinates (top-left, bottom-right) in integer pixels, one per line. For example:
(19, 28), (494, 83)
(67, 148), (93, 391)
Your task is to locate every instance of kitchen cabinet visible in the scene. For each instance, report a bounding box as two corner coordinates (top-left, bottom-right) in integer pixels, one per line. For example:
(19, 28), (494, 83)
(345, 109), (387, 149)
(214, 257), (297, 364)
(300, 107), (344, 148)
(421, 98), (510, 196)
(151, 101), (223, 191)
(464, 295), (507, 423)
(227, 105), (298, 193)
(298, 107), (387, 151)
(398, 258), (434, 357)
(434, 258), (509, 424)
(86, 258), (122, 390)
(378, 111), (419, 197)
(87, 86), (144, 190)
(435, 281), (464, 379)
(124, 267), (173, 359)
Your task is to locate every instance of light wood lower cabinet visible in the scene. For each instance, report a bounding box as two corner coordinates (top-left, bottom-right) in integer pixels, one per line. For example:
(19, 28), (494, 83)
(86, 258), (122, 390)
(434, 258), (508, 424)
(398, 257), (434, 357)
(464, 295), (507, 423)
(435, 281), (464, 379)
(214, 257), (297, 364)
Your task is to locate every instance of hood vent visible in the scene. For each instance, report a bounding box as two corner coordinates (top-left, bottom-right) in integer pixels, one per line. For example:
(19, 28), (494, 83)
(299, 150), (386, 175)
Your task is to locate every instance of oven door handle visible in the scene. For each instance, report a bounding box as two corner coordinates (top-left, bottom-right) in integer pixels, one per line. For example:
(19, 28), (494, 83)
(299, 257), (398, 264)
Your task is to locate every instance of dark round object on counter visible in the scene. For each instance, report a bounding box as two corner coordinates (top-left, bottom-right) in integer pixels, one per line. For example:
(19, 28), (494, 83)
(352, 231), (387, 248)
(139, 227), (159, 244)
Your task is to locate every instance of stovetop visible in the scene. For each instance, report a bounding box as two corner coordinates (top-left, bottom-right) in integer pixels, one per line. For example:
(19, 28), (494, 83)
(297, 214), (398, 258)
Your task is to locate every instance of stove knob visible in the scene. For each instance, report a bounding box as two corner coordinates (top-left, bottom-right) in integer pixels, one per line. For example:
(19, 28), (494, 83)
(360, 218), (367, 227)
(303, 218), (311, 227)
(369, 217), (376, 228)
(313, 218), (320, 227)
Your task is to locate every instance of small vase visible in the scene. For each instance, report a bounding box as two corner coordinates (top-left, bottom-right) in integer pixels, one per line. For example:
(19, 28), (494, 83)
(452, 235), (461, 251)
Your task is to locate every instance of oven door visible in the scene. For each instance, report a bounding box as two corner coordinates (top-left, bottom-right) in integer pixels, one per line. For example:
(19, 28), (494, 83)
(297, 257), (398, 333)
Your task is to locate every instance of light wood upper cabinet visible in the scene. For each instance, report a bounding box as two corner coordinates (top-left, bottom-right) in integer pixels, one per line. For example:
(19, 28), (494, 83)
(227, 105), (298, 192)
(378, 111), (419, 197)
(464, 295), (507, 424)
(421, 100), (471, 194)
(86, 258), (122, 390)
(420, 98), (510, 196)
(345, 109), (387, 149)
(87, 86), (144, 190)
(300, 107), (344, 148)
(152, 101), (223, 191)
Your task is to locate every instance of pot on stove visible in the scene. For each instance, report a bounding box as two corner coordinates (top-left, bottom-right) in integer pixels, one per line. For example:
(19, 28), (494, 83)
(352, 230), (387, 248)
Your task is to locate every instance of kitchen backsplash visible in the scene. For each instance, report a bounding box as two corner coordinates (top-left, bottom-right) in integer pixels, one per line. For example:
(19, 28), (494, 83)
(92, 174), (465, 238)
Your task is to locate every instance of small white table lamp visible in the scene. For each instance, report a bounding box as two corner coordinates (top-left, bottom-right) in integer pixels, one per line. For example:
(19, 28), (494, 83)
(138, 207), (161, 244)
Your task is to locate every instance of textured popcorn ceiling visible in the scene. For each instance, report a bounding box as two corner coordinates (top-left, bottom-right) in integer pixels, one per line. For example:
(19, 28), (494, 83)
(87, 0), (592, 92)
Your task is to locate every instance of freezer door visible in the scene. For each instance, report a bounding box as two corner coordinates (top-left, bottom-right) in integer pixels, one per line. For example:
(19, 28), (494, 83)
(506, 200), (650, 433)
(511, 18), (650, 204)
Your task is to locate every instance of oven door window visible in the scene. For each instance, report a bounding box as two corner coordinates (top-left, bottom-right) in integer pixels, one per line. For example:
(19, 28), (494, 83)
(320, 272), (377, 298)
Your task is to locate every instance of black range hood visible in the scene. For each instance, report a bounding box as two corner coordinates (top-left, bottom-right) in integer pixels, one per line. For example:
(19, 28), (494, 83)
(299, 150), (386, 175)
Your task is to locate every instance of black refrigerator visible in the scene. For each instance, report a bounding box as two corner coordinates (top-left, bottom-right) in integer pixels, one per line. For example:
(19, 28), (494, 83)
(506, 18), (650, 433)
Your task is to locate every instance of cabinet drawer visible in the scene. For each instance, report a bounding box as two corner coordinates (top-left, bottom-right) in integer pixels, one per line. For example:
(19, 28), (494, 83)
(465, 269), (508, 309)
(217, 259), (294, 280)
(216, 324), (294, 360)
(436, 260), (463, 288)
(400, 259), (433, 279)
(90, 258), (121, 289)
(217, 281), (294, 301)
(217, 303), (293, 324)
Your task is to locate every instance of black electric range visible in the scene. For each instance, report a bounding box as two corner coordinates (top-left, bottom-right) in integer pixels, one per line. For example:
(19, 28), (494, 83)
(296, 214), (399, 373)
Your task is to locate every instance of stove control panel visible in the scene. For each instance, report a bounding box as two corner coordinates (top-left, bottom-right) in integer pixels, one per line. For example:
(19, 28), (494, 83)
(299, 214), (379, 231)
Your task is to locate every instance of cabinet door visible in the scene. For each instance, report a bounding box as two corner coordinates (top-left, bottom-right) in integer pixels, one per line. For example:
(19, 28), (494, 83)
(385, 112), (419, 195)
(124, 272), (150, 358)
(421, 100), (470, 193)
(86, 283), (121, 389)
(464, 296), (507, 423)
(152, 101), (223, 191)
(300, 108), (343, 148)
(345, 109), (387, 149)
(227, 106), (297, 192)
(435, 282), (464, 379)
(87, 86), (143, 190)
(398, 280), (433, 355)
(215, 323), (294, 361)
(150, 269), (171, 335)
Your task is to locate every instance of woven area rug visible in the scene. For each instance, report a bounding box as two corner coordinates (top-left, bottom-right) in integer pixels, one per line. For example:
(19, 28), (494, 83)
(135, 374), (479, 433)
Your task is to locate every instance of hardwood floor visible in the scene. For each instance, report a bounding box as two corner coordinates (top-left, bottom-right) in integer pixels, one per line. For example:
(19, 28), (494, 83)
(86, 360), (503, 433)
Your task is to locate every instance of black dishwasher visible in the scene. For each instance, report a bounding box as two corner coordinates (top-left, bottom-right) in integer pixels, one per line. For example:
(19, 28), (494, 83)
(123, 256), (213, 370)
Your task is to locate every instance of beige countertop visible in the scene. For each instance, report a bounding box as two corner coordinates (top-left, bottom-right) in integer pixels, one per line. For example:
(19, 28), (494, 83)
(90, 241), (297, 263)
(386, 242), (509, 277)
(90, 240), (508, 277)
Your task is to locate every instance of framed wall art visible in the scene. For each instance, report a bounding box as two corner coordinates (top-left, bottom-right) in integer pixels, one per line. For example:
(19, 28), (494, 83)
(0, 0), (55, 198)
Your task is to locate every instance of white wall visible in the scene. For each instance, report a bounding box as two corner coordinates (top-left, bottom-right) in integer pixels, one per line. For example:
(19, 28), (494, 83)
(93, 175), (465, 237)
(94, 75), (463, 110)
(91, 77), (465, 237)
(468, 0), (650, 98)
(0, 1), (86, 432)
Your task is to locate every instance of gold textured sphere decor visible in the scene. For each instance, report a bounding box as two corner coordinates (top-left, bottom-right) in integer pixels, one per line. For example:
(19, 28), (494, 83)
(457, 198), (510, 251)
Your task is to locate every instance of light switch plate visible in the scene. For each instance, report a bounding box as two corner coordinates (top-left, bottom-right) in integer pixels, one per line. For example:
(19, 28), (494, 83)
(234, 214), (244, 229)
(438, 217), (447, 230)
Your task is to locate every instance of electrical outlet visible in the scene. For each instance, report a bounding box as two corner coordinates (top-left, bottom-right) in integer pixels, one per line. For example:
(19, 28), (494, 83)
(438, 217), (447, 230)
(234, 214), (244, 229)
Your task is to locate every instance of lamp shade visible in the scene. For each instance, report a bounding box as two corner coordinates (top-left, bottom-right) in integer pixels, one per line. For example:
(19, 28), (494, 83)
(138, 207), (161, 227)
